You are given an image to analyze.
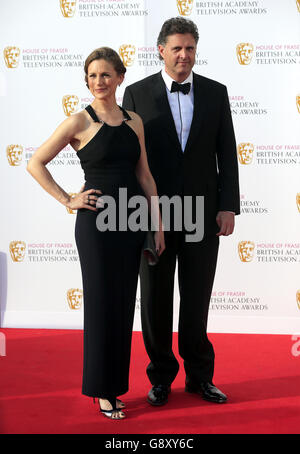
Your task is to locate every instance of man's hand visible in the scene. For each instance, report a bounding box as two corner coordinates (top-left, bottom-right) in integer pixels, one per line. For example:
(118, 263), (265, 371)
(216, 211), (235, 236)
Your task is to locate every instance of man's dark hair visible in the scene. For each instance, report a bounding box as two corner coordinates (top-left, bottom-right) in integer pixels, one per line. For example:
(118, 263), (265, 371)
(157, 17), (199, 60)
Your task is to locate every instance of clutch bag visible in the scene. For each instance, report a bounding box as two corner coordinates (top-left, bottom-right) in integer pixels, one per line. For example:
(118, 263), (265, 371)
(143, 231), (159, 266)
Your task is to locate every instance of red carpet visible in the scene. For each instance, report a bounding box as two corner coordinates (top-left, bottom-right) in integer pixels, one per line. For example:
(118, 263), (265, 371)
(0, 329), (300, 434)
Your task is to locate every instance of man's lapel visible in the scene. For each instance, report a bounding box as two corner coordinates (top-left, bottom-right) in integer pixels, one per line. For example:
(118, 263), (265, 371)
(184, 73), (206, 153)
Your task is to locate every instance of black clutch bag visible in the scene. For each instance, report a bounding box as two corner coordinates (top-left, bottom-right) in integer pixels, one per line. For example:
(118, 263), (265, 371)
(143, 231), (159, 266)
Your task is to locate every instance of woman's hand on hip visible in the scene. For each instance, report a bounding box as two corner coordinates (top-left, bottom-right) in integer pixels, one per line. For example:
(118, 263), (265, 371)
(67, 187), (102, 212)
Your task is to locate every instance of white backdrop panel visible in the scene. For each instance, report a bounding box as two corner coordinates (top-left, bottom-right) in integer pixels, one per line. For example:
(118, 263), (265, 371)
(0, 0), (299, 334)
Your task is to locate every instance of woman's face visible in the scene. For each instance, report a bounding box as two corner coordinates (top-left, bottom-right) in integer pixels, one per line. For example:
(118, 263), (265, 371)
(87, 58), (124, 100)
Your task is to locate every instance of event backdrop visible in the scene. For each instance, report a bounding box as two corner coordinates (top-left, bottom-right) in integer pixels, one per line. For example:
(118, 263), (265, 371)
(0, 0), (299, 334)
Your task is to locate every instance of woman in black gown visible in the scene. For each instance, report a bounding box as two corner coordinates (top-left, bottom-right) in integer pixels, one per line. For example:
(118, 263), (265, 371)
(27, 47), (165, 420)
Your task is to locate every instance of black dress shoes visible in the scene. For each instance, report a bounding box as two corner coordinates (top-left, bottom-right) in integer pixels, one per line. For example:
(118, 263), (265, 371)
(185, 382), (227, 403)
(147, 385), (171, 406)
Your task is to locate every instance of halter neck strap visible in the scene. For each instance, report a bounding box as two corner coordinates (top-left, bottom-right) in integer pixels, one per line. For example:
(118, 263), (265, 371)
(119, 106), (132, 121)
(85, 105), (132, 123)
(85, 105), (100, 123)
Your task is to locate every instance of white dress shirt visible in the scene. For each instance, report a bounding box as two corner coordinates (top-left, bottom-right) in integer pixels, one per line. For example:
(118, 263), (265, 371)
(161, 69), (234, 216)
(161, 69), (194, 152)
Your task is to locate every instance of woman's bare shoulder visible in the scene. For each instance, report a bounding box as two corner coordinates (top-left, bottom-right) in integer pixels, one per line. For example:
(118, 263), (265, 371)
(67, 110), (89, 126)
(62, 110), (90, 134)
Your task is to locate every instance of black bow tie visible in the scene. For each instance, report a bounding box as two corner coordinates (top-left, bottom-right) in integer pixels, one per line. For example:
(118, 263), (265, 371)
(171, 81), (191, 95)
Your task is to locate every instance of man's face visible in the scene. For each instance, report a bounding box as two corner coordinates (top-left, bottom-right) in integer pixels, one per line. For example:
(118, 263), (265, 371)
(158, 33), (196, 82)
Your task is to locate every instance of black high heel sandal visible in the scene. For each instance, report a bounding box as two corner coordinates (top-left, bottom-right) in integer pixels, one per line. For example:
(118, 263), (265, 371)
(93, 397), (126, 420)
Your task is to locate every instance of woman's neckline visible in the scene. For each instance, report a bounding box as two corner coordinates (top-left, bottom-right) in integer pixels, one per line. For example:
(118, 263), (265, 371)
(87, 104), (130, 127)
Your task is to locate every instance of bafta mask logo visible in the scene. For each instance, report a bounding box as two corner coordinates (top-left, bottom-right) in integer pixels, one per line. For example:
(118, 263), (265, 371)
(296, 95), (300, 114)
(60, 0), (77, 17)
(297, 290), (300, 310)
(236, 43), (254, 65)
(237, 143), (254, 165)
(297, 0), (300, 13)
(6, 145), (23, 166)
(62, 95), (79, 116)
(67, 288), (83, 310)
(9, 241), (26, 262)
(3, 46), (20, 68)
(66, 193), (77, 214)
(238, 241), (255, 262)
(119, 45), (136, 67)
(177, 0), (194, 16)
(296, 193), (300, 212)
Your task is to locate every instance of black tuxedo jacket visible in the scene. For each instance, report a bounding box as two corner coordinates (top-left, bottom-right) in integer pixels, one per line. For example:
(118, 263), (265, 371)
(123, 71), (240, 235)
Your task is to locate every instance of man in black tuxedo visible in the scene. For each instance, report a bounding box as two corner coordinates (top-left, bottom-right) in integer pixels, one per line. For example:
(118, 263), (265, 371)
(123, 17), (240, 405)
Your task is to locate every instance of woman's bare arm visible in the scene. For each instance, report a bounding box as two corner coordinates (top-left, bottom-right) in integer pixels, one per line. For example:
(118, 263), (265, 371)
(27, 114), (101, 211)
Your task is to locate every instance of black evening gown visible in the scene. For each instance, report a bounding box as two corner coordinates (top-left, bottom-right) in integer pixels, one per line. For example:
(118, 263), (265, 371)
(75, 105), (145, 398)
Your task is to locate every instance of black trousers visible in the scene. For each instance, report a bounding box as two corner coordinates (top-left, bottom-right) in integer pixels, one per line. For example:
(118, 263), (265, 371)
(140, 230), (219, 387)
